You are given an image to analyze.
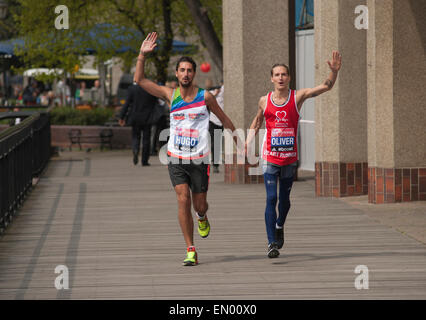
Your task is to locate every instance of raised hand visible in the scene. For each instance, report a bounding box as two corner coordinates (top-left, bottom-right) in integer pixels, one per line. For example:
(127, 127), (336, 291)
(327, 51), (342, 73)
(140, 32), (158, 56)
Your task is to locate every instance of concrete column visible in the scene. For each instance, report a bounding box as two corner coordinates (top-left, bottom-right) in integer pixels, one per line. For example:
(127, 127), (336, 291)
(222, 0), (290, 183)
(314, 0), (368, 197)
(367, 0), (426, 203)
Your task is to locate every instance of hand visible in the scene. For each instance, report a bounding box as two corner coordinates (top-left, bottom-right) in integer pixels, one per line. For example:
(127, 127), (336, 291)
(139, 32), (158, 56)
(118, 119), (125, 127)
(327, 51), (342, 73)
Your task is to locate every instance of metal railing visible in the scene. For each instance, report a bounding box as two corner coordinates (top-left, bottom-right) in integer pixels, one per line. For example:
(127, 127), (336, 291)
(0, 111), (51, 231)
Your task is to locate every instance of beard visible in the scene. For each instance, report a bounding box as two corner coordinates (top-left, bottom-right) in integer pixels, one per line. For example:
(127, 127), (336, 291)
(179, 78), (192, 88)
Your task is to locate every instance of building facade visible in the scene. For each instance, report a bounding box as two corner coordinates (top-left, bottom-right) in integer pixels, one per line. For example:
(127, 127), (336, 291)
(223, 0), (426, 203)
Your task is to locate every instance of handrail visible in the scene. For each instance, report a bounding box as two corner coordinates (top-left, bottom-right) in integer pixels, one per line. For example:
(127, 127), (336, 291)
(0, 112), (40, 141)
(0, 111), (51, 232)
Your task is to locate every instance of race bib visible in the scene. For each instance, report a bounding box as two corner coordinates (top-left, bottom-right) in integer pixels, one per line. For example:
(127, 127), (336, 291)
(270, 128), (295, 152)
(174, 128), (199, 152)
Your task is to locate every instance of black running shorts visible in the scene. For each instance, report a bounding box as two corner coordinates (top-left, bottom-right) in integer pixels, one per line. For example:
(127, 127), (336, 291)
(168, 161), (210, 193)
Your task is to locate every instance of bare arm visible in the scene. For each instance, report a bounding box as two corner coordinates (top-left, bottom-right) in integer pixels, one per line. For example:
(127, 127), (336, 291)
(205, 90), (235, 132)
(296, 51), (342, 110)
(245, 96), (266, 150)
(134, 32), (173, 104)
(205, 91), (242, 147)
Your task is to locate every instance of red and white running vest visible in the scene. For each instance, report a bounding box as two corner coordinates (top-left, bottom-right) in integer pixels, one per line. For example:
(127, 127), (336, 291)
(261, 90), (300, 166)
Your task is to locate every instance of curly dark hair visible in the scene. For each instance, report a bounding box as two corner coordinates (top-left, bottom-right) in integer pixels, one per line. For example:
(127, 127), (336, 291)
(176, 56), (197, 72)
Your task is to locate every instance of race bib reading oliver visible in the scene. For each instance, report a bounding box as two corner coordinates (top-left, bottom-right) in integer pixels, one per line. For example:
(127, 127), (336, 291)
(270, 128), (295, 152)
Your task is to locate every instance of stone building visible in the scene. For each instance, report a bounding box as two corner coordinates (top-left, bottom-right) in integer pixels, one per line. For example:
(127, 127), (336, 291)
(222, 0), (425, 204)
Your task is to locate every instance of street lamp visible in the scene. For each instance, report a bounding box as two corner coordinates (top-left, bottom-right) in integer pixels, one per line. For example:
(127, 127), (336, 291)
(0, 0), (8, 20)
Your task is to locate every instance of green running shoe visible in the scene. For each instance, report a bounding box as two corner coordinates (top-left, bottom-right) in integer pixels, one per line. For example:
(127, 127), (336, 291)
(183, 246), (198, 266)
(197, 216), (210, 238)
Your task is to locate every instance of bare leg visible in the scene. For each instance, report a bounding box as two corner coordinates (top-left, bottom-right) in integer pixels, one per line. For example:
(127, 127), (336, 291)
(192, 192), (209, 217)
(175, 184), (193, 247)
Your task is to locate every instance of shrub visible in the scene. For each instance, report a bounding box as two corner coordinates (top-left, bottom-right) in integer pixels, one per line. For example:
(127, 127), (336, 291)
(49, 106), (115, 126)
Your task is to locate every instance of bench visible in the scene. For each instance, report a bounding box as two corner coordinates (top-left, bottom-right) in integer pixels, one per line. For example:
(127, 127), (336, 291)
(68, 128), (113, 151)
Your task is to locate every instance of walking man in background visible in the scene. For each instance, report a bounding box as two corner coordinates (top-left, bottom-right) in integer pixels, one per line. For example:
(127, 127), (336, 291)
(119, 82), (157, 166)
(245, 51), (342, 258)
(209, 84), (224, 173)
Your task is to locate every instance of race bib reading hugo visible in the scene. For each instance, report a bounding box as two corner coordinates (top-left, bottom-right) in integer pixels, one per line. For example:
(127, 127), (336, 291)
(174, 128), (199, 152)
(270, 128), (295, 152)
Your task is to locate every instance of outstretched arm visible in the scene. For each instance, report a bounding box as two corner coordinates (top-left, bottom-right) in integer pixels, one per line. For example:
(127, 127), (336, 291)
(134, 32), (173, 104)
(296, 51), (342, 110)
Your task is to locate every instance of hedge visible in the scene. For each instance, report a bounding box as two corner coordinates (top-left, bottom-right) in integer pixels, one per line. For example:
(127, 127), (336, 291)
(49, 106), (115, 126)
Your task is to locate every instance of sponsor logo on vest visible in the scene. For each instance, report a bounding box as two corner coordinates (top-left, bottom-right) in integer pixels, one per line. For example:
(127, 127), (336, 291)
(173, 113), (185, 121)
(275, 111), (287, 122)
(188, 113), (207, 120)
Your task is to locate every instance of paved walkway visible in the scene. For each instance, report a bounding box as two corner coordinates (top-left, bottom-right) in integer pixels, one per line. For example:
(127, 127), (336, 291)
(1, 150), (425, 299)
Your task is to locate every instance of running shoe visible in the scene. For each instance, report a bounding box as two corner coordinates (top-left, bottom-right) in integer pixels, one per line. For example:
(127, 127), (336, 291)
(275, 227), (284, 249)
(267, 242), (280, 258)
(197, 216), (210, 238)
(183, 246), (198, 266)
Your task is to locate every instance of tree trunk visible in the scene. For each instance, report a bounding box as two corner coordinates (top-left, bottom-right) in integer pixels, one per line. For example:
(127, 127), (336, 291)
(184, 0), (223, 72)
(154, 0), (173, 84)
(98, 60), (107, 106)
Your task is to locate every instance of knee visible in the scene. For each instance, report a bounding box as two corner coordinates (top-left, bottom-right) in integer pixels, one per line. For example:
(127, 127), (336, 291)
(176, 190), (190, 205)
(194, 201), (208, 214)
(279, 199), (291, 209)
(266, 193), (278, 206)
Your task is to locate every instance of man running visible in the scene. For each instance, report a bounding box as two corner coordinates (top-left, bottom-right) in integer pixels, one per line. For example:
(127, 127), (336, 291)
(134, 32), (240, 266)
(245, 51), (342, 258)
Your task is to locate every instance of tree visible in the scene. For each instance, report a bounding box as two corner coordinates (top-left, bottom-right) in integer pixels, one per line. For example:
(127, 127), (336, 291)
(0, 0), (21, 41)
(12, 0), (221, 105)
(184, 0), (223, 71)
(13, 0), (98, 75)
(105, 0), (174, 84)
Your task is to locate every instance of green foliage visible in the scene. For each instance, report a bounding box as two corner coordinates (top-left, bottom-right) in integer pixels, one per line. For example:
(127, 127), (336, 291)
(0, 0), (21, 41)
(11, 0), (223, 81)
(201, 0), (222, 43)
(49, 106), (115, 126)
(12, 0), (96, 78)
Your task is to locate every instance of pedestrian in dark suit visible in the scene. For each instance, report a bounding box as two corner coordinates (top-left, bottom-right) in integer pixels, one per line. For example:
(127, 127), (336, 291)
(119, 83), (157, 166)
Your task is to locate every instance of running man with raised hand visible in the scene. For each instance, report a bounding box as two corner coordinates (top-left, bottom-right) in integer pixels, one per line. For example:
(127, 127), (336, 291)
(134, 32), (240, 266)
(245, 51), (342, 258)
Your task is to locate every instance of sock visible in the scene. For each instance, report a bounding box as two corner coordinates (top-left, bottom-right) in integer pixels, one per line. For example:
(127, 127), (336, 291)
(276, 223), (283, 229)
(188, 246), (196, 251)
(196, 212), (206, 220)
